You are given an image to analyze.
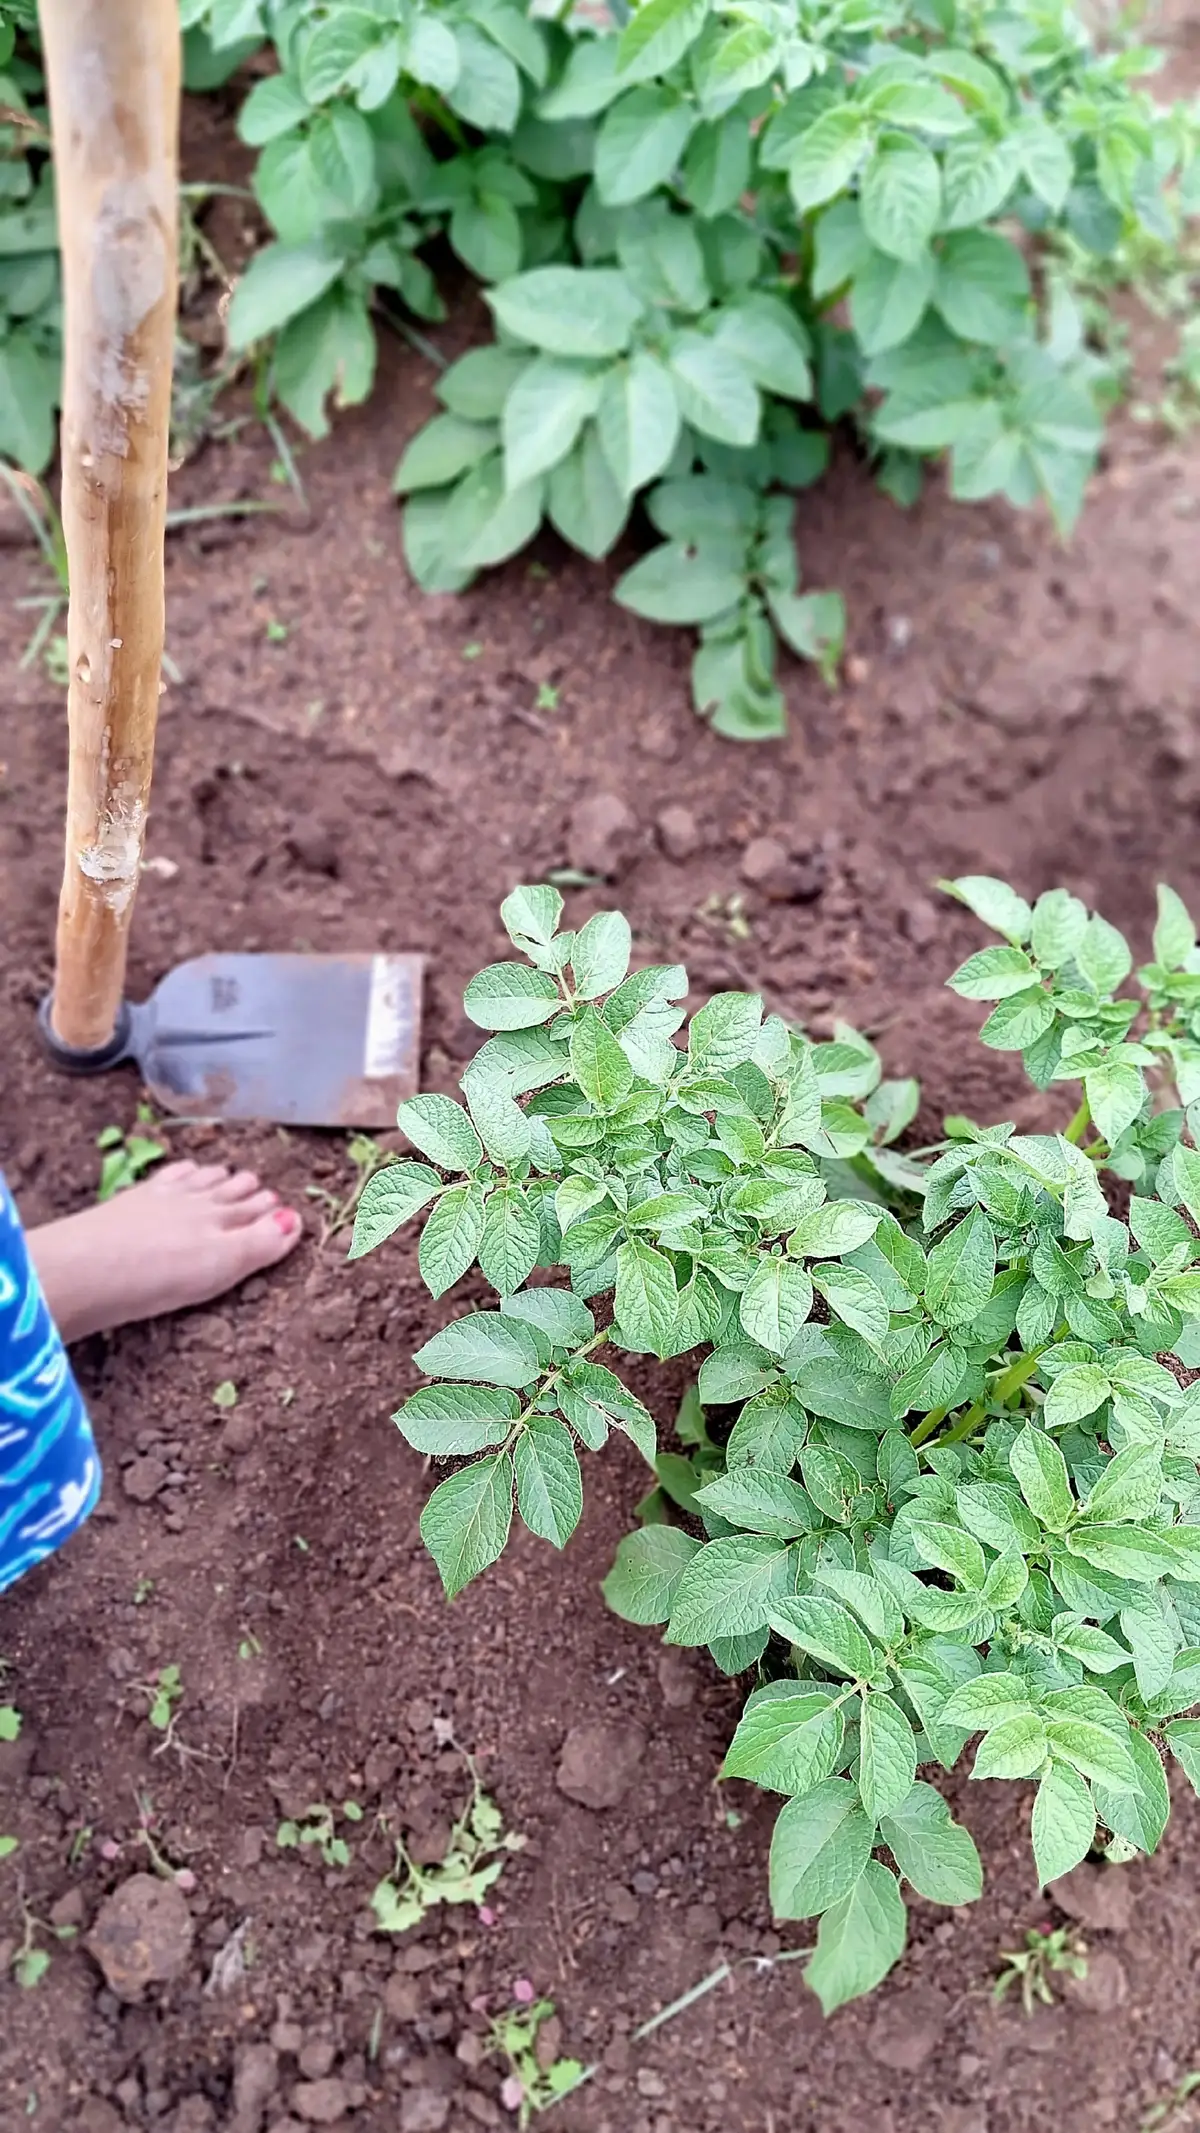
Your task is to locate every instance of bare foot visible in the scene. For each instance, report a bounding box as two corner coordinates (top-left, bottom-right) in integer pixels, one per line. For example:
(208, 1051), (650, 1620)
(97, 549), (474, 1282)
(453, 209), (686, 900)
(28, 1161), (303, 1343)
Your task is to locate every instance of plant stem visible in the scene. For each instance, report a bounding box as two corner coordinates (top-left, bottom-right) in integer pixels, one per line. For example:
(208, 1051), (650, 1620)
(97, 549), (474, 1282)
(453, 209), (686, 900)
(939, 1347), (1046, 1446)
(505, 1325), (611, 1446)
(1064, 1097), (1091, 1144)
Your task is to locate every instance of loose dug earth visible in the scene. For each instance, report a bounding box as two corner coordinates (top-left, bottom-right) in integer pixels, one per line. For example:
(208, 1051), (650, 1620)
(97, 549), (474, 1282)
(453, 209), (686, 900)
(6, 293), (1200, 2133)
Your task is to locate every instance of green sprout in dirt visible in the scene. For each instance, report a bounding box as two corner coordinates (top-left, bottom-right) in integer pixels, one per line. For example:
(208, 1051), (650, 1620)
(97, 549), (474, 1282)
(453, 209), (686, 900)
(488, 1990), (586, 2128)
(0, 1705), (20, 1745)
(1142, 2069), (1200, 2132)
(6, 1881), (78, 1990)
(144, 1665), (183, 1739)
(356, 877), (1200, 2016)
(307, 1132), (398, 1245)
(96, 1108), (166, 1201)
(212, 1379), (238, 1410)
(371, 1752), (524, 1934)
(276, 1799), (364, 1871)
(994, 1923), (1088, 2015)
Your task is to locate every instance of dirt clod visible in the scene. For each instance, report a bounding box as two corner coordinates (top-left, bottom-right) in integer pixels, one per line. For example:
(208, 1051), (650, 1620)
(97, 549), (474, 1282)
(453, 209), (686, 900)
(86, 1874), (194, 2002)
(656, 805), (701, 862)
(567, 792), (638, 879)
(1048, 1864), (1135, 1934)
(867, 1987), (950, 2071)
(556, 1721), (648, 1809)
(122, 1456), (169, 1504)
(292, 2077), (355, 2123)
(398, 2091), (451, 2133)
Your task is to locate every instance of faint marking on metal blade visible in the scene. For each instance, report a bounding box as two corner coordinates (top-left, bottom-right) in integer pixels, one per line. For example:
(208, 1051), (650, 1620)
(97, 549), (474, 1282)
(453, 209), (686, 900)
(365, 955), (418, 1080)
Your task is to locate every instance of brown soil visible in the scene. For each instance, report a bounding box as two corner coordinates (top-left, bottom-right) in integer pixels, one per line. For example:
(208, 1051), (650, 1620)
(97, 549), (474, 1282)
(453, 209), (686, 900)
(7, 100), (1200, 2133)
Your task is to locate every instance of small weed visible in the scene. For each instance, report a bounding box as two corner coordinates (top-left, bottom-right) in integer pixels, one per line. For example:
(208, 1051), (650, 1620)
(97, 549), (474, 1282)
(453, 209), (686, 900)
(8, 1895), (76, 1990)
(96, 1110), (166, 1200)
(132, 1576), (155, 1606)
(1142, 2070), (1200, 2131)
(238, 1631), (263, 1660)
(696, 890), (752, 942)
(371, 1751), (524, 1935)
(132, 1790), (197, 1887)
(265, 617), (289, 644)
(488, 1993), (585, 2127)
(535, 682), (560, 712)
(462, 640), (484, 661)
(294, 1535), (311, 1554)
(0, 1705), (21, 1743)
(212, 1380), (238, 1410)
(994, 1925), (1088, 2016)
(276, 1800), (363, 1870)
(306, 1132), (397, 1245)
(66, 1825), (93, 1868)
(145, 1665), (183, 1737)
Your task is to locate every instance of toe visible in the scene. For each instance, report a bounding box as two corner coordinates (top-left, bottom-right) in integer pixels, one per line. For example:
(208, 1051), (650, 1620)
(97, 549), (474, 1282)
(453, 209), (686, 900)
(234, 1206), (303, 1275)
(183, 1162), (231, 1190)
(211, 1169), (263, 1205)
(149, 1159), (200, 1188)
(219, 1186), (279, 1227)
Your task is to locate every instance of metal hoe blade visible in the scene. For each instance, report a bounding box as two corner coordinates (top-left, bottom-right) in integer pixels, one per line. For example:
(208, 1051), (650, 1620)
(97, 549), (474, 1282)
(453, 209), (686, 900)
(41, 953), (425, 1128)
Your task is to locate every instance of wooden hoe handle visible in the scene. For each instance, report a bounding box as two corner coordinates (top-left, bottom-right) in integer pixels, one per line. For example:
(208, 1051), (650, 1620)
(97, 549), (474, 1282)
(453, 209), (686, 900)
(39, 0), (179, 1052)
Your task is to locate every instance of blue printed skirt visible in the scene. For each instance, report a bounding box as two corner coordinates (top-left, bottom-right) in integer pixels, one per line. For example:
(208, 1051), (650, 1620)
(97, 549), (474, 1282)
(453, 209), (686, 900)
(0, 1175), (99, 1592)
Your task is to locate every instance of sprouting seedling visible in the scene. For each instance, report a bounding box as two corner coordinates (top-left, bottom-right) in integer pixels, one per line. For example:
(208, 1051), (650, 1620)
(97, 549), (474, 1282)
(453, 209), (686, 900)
(96, 1111), (166, 1200)
(145, 1665), (182, 1739)
(132, 1789), (196, 1889)
(536, 682), (560, 712)
(212, 1380), (238, 1410)
(306, 1131), (397, 1246)
(994, 1925), (1088, 2016)
(486, 1991), (585, 2128)
(0, 1706), (21, 1744)
(276, 1799), (363, 1870)
(370, 1751), (524, 1936)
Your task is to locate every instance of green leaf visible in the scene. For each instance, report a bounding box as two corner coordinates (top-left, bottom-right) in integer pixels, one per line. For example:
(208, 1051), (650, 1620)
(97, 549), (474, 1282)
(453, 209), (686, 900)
(947, 946), (1037, 1000)
(1010, 1425), (1074, 1532)
(908, 1519), (986, 1589)
(940, 1671), (1034, 1730)
(1094, 1727), (1169, 1854)
(603, 1526), (702, 1623)
(418, 1182), (486, 1298)
(1043, 1363), (1111, 1431)
(1076, 913), (1132, 995)
(935, 231), (1029, 345)
(739, 1258), (814, 1357)
(446, 24), (521, 132)
(300, 8), (381, 100)
(450, 191), (522, 283)
(666, 1534), (792, 1644)
(1170, 1141), (1200, 1229)
(465, 961), (561, 1030)
(239, 72), (312, 145)
(812, 1263), (889, 1347)
(414, 1312), (541, 1388)
(618, 0), (711, 84)
(1154, 884), (1196, 969)
(971, 1712), (1048, 1780)
(938, 875), (1032, 943)
(789, 106), (872, 214)
(438, 345), (532, 422)
(668, 332), (760, 445)
(572, 911), (632, 999)
(859, 1693), (917, 1821)
(615, 1237), (680, 1355)
(1065, 1524), (1181, 1581)
(397, 1094), (484, 1173)
(420, 1454), (513, 1597)
(228, 241), (345, 346)
(1030, 888), (1088, 968)
(880, 1780), (983, 1904)
(712, 295), (812, 400)
(768, 1595), (879, 1680)
(770, 1779), (874, 1920)
(1043, 1717), (1138, 1791)
(561, 1361), (656, 1459)
(503, 356), (601, 489)
(1032, 1762), (1096, 1883)
(1083, 1443), (1162, 1524)
(549, 428), (629, 559)
(570, 1004), (635, 1107)
(789, 1202), (882, 1258)
(979, 987), (1056, 1050)
(861, 141), (941, 263)
(1084, 1058), (1144, 1147)
(595, 86), (695, 206)
(348, 1162), (442, 1257)
(488, 267), (644, 359)
(850, 247), (935, 357)
(805, 1861), (907, 2015)
(396, 1383), (517, 1456)
(1165, 1718), (1200, 1798)
(478, 1186), (541, 1294)
(688, 992), (763, 1072)
(514, 1415), (582, 1546)
(684, 113), (753, 218)
(723, 1685), (845, 1793)
(501, 1288), (594, 1345)
(693, 1468), (814, 1536)
(1016, 116), (1073, 211)
(767, 589), (845, 672)
(940, 133), (1021, 228)
(923, 1208), (996, 1330)
(615, 541), (745, 625)
(597, 352), (681, 495)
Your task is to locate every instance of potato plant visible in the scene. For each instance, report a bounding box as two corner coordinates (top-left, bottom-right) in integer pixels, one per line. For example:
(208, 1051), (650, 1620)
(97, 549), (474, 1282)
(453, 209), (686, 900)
(5, 0), (1200, 731)
(353, 877), (1200, 2012)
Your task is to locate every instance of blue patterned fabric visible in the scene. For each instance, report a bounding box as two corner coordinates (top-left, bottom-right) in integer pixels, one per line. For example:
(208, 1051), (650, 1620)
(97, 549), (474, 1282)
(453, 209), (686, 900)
(0, 1174), (99, 1592)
